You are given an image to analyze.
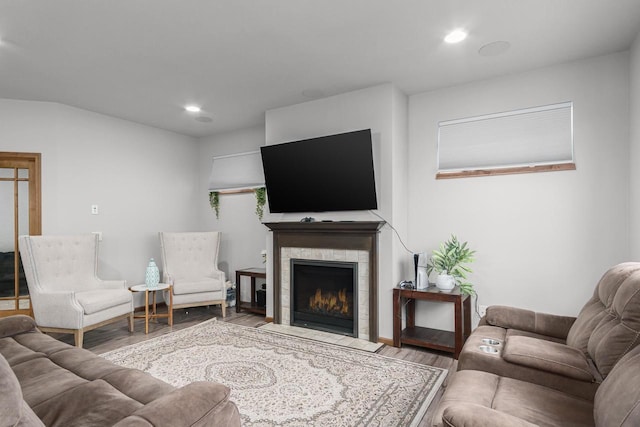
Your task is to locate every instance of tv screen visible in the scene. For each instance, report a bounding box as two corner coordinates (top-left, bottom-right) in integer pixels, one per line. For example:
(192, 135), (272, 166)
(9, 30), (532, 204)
(260, 129), (377, 213)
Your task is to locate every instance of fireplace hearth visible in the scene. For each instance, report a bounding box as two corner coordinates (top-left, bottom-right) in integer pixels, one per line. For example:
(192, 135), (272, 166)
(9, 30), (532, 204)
(291, 259), (357, 336)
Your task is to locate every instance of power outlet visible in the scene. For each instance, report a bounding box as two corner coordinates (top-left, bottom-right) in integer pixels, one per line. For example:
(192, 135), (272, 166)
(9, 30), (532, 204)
(479, 305), (488, 317)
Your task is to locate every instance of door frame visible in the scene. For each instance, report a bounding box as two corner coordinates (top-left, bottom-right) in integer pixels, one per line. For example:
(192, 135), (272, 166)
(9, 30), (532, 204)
(0, 152), (41, 316)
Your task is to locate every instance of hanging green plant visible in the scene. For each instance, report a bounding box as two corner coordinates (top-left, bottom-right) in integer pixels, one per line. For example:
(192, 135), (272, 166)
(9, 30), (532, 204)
(254, 187), (266, 221)
(209, 191), (220, 219)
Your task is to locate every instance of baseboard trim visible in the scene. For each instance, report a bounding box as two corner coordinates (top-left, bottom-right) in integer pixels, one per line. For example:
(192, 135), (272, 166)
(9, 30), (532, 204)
(377, 336), (394, 346)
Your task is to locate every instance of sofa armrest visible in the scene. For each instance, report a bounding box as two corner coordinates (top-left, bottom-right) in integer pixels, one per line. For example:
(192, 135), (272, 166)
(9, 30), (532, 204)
(113, 382), (240, 427)
(485, 305), (576, 340)
(442, 404), (537, 427)
(502, 335), (595, 381)
(0, 315), (38, 339)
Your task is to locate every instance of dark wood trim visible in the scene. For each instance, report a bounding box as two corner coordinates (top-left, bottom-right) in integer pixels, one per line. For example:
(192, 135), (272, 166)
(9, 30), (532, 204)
(436, 162), (576, 180)
(264, 221), (384, 343)
(264, 221), (384, 233)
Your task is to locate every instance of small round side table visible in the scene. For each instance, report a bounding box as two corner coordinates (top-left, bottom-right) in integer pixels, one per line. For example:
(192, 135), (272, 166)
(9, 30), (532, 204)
(129, 283), (173, 334)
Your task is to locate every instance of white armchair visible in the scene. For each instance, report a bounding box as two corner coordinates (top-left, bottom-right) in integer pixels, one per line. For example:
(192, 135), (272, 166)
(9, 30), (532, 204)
(159, 231), (226, 318)
(18, 234), (133, 347)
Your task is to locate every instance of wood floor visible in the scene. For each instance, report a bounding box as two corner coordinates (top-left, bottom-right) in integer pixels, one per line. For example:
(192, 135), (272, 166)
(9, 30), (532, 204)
(53, 306), (456, 427)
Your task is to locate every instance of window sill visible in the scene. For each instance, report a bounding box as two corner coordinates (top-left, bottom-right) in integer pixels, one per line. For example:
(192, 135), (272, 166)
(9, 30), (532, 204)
(436, 163), (576, 180)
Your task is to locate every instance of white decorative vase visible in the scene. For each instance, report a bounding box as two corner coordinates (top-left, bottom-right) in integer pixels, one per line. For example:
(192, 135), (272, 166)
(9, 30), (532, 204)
(145, 258), (160, 287)
(436, 274), (456, 293)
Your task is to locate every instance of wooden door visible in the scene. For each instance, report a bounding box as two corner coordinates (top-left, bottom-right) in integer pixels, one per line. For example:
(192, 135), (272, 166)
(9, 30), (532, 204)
(0, 152), (41, 317)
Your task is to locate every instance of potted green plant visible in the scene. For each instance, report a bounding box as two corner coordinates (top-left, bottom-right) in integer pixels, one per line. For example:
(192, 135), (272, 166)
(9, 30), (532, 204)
(427, 235), (475, 295)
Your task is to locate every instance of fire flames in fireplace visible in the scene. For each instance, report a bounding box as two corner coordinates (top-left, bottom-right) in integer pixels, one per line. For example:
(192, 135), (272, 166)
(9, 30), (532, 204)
(309, 288), (351, 316)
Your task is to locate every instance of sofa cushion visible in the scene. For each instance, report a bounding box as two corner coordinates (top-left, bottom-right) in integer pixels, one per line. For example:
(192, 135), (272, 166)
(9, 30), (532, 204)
(502, 336), (594, 381)
(115, 382), (239, 427)
(173, 278), (224, 295)
(33, 379), (144, 427)
(13, 357), (89, 408)
(76, 289), (132, 315)
(432, 370), (594, 427)
(442, 403), (539, 427)
(457, 325), (599, 400)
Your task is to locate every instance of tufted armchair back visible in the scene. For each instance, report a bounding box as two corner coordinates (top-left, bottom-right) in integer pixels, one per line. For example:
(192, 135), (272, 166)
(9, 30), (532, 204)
(566, 262), (640, 377)
(19, 234), (102, 293)
(159, 232), (221, 281)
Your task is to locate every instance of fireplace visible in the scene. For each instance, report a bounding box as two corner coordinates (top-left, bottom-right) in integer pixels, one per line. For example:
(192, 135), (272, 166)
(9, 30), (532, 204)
(291, 259), (357, 336)
(264, 221), (383, 342)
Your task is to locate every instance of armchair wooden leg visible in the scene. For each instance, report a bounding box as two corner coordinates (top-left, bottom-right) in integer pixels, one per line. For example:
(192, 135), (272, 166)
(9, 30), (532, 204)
(127, 313), (134, 332)
(221, 300), (226, 318)
(74, 330), (84, 348)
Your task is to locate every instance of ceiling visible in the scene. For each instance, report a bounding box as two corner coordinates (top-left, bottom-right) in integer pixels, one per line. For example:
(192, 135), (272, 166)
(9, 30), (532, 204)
(1, 1), (640, 138)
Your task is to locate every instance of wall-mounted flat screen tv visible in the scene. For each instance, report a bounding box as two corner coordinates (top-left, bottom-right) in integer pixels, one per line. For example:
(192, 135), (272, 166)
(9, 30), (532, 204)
(260, 129), (377, 213)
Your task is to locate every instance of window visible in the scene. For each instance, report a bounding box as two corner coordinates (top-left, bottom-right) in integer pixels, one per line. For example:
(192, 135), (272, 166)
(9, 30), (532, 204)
(437, 102), (575, 179)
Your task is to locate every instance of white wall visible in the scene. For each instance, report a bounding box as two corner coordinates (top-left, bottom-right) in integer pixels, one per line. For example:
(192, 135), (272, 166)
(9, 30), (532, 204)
(391, 87), (410, 285)
(0, 100), (200, 293)
(408, 52), (631, 330)
(196, 125), (268, 296)
(264, 83), (409, 339)
(630, 31), (640, 260)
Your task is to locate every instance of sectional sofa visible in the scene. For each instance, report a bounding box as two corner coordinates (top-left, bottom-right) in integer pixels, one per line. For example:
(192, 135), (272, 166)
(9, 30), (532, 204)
(0, 315), (240, 427)
(432, 262), (640, 426)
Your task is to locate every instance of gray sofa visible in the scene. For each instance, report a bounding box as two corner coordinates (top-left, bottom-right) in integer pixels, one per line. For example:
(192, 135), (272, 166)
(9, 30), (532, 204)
(431, 262), (640, 426)
(0, 315), (241, 427)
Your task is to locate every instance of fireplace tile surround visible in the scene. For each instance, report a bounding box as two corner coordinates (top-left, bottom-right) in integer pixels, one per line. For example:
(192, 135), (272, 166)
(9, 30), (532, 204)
(264, 221), (383, 343)
(282, 247), (369, 339)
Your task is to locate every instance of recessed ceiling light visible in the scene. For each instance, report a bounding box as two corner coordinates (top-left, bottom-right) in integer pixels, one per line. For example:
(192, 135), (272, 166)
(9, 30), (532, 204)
(444, 29), (468, 44)
(184, 105), (202, 113)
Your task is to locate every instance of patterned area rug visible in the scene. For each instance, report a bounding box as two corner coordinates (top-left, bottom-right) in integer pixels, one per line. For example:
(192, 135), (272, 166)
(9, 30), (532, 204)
(101, 319), (447, 427)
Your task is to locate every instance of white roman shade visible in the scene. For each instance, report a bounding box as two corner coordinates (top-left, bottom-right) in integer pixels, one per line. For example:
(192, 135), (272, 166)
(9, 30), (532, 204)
(208, 150), (264, 192)
(437, 102), (574, 175)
